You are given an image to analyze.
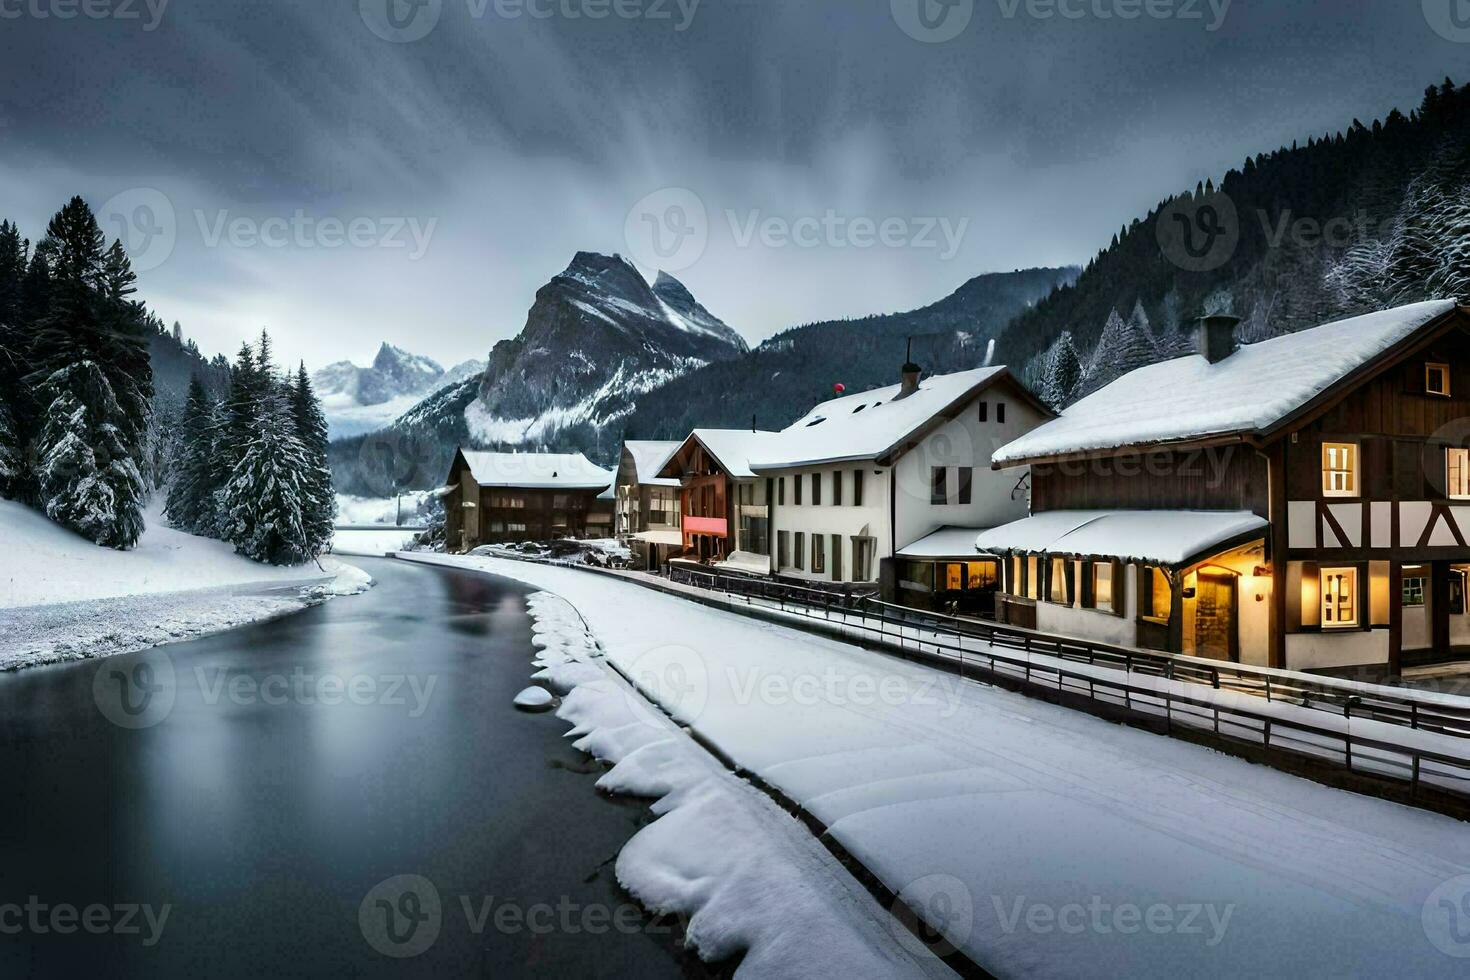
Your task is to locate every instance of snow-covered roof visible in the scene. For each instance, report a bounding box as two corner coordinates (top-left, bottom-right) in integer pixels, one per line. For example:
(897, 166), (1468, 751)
(459, 451), (612, 491)
(634, 529), (683, 546)
(749, 366), (1020, 471)
(664, 429), (782, 481)
(994, 300), (1459, 465)
(976, 510), (1269, 567)
(897, 526), (993, 559)
(623, 440), (683, 487)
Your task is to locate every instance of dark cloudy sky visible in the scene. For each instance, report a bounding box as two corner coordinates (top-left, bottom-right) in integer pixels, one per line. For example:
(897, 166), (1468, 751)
(1, 0), (1463, 370)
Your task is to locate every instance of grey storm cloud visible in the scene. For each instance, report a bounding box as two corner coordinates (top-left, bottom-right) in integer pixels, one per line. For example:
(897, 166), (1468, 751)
(0, 0), (1459, 370)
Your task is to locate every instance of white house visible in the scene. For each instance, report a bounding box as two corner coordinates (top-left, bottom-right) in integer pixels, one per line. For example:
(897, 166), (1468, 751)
(746, 361), (1052, 611)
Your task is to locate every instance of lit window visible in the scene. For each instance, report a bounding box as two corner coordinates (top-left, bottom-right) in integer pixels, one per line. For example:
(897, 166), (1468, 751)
(1427, 363), (1451, 397)
(1093, 562), (1114, 611)
(1049, 558), (1070, 604)
(1322, 442), (1359, 497)
(1321, 568), (1359, 628)
(1449, 448), (1470, 500)
(1403, 576), (1426, 608)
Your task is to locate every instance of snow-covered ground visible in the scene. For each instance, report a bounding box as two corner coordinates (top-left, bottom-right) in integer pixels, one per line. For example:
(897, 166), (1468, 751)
(0, 499), (371, 670)
(334, 491), (435, 526)
(407, 553), (1470, 978)
(331, 528), (422, 556)
(522, 591), (949, 979)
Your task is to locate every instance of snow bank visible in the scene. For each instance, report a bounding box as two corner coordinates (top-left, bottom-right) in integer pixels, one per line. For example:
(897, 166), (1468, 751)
(332, 528), (420, 556)
(518, 591), (945, 979)
(0, 499), (371, 670)
(428, 555), (1470, 979)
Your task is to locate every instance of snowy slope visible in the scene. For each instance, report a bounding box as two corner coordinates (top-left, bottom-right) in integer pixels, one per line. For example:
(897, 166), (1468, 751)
(1, 499), (369, 668)
(421, 555), (1470, 979)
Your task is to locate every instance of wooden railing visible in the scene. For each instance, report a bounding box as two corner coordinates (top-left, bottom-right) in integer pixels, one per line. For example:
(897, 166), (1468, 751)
(666, 564), (1470, 810)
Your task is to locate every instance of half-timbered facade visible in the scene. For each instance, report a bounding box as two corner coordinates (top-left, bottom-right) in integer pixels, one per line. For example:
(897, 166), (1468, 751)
(984, 300), (1470, 675)
(442, 450), (614, 553)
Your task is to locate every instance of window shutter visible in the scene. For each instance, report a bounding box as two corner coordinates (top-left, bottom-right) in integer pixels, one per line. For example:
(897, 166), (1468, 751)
(1080, 561), (1095, 608)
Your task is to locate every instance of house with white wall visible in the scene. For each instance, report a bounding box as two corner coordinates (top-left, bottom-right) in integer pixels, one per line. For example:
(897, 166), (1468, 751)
(982, 301), (1470, 676)
(747, 361), (1051, 612)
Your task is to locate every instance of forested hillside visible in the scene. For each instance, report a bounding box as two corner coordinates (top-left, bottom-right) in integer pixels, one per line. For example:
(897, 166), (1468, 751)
(620, 266), (1077, 441)
(1011, 78), (1470, 406)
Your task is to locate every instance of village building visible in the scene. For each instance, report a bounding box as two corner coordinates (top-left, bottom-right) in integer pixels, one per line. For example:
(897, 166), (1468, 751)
(613, 440), (684, 571)
(656, 429), (779, 574)
(442, 450), (614, 553)
(745, 362), (1052, 612)
(982, 300), (1470, 676)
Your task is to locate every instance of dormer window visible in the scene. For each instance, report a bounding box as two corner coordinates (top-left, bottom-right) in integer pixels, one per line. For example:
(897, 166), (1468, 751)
(1427, 363), (1451, 397)
(1322, 442), (1359, 498)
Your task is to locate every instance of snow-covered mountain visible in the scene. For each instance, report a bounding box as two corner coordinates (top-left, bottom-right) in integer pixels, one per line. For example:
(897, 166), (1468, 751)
(314, 344), (485, 439)
(462, 251), (746, 444)
(333, 252), (745, 495)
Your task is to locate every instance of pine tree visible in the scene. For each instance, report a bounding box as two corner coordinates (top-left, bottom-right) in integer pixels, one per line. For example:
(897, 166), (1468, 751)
(220, 387), (311, 566)
(34, 360), (147, 548)
(1037, 330), (1084, 407)
(164, 377), (222, 535)
(289, 361), (336, 557)
(26, 198), (149, 547)
(1083, 308), (1156, 395)
(0, 221), (26, 496)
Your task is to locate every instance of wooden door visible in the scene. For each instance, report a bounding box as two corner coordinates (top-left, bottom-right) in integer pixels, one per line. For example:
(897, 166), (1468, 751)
(1194, 572), (1239, 663)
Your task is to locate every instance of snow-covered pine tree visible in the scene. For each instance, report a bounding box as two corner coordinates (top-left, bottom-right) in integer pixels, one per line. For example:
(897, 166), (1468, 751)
(164, 376), (222, 535)
(220, 386), (312, 566)
(220, 341), (264, 483)
(1037, 330), (1084, 408)
(289, 361), (336, 557)
(25, 198), (149, 547)
(1082, 307), (1156, 395)
(1126, 300), (1160, 356)
(0, 220), (25, 497)
(34, 360), (147, 548)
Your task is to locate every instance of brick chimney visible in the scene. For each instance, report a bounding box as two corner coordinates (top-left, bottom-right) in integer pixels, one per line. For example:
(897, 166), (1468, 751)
(1196, 314), (1241, 364)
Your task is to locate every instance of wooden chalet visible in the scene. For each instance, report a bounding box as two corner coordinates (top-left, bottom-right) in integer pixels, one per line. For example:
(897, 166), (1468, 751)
(442, 450), (614, 553)
(657, 429), (778, 570)
(614, 440), (684, 571)
(983, 301), (1470, 677)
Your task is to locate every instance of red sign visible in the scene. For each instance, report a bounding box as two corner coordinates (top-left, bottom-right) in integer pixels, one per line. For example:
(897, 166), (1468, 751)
(683, 516), (728, 536)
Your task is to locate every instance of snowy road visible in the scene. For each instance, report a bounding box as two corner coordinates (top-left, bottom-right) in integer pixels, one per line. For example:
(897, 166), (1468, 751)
(416, 554), (1470, 979)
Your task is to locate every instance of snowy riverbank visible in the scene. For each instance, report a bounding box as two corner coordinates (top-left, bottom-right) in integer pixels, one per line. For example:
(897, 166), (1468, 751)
(408, 553), (1470, 979)
(0, 499), (371, 670)
(520, 590), (950, 980)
